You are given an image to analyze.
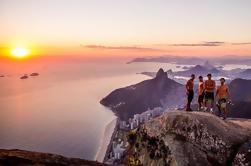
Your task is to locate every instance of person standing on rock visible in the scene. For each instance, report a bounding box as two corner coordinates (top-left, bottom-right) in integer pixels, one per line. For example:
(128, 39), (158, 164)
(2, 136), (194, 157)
(198, 76), (205, 111)
(204, 73), (216, 113)
(186, 74), (195, 111)
(216, 78), (230, 119)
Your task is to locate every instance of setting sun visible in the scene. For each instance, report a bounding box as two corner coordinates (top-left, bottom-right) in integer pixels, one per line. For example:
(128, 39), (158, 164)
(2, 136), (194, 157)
(11, 47), (29, 58)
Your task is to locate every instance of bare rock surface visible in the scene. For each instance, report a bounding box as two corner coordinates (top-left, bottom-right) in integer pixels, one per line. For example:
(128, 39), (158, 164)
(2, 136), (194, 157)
(126, 111), (251, 166)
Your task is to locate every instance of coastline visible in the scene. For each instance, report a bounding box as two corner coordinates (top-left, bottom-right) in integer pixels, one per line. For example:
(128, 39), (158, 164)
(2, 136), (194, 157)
(95, 117), (118, 162)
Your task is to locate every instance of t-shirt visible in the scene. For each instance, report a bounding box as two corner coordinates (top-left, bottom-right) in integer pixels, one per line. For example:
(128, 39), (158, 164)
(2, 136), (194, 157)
(186, 79), (194, 91)
(198, 81), (204, 95)
(205, 80), (216, 93)
(217, 85), (229, 99)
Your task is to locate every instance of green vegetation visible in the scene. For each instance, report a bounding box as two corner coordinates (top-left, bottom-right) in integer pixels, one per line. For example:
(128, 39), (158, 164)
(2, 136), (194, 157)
(126, 127), (172, 165)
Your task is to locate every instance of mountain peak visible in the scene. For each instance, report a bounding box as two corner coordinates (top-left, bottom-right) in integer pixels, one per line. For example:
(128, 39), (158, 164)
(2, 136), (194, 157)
(203, 60), (214, 69)
(100, 68), (182, 120)
(155, 68), (167, 79)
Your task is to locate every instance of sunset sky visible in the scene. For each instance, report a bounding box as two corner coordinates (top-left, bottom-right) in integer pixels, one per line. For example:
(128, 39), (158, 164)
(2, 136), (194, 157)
(0, 0), (251, 58)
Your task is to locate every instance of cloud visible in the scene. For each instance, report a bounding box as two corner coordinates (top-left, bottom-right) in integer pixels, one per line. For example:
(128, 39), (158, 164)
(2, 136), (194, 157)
(231, 42), (251, 45)
(81, 44), (162, 51)
(162, 41), (251, 47)
(169, 41), (225, 47)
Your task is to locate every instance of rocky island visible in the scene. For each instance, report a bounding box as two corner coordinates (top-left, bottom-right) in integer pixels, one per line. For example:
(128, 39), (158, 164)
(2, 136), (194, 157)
(20, 75), (29, 79)
(30, 72), (39, 76)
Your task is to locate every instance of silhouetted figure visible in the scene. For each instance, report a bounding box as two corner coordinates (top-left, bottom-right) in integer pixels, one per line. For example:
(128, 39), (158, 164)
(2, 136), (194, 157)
(204, 73), (216, 113)
(186, 74), (195, 111)
(198, 76), (205, 111)
(216, 78), (230, 119)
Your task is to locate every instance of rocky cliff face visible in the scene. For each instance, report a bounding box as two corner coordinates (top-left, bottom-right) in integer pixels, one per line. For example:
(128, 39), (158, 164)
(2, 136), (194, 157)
(0, 149), (107, 166)
(124, 111), (251, 166)
(228, 79), (251, 118)
(100, 68), (182, 120)
(229, 78), (251, 102)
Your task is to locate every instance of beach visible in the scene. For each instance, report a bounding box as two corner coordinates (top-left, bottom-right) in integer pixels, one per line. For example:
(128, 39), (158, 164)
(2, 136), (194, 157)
(95, 118), (118, 162)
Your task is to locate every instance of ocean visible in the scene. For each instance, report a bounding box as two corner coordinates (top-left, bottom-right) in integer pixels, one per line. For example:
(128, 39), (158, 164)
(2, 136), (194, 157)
(0, 58), (177, 160)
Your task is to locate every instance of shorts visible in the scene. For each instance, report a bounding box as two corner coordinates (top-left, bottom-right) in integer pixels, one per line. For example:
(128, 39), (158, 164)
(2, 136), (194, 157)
(218, 98), (227, 109)
(198, 92), (205, 103)
(187, 90), (194, 103)
(205, 92), (214, 102)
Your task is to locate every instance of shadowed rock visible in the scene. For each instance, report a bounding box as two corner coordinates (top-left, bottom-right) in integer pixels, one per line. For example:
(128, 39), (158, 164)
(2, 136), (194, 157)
(229, 78), (251, 102)
(228, 79), (251, 118)
(0, 149), (107, 166)
(233, 140), (251, 166)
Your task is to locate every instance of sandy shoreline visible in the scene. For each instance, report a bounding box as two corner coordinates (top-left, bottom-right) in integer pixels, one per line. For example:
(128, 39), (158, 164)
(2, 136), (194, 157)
(95, 117), (118, 162)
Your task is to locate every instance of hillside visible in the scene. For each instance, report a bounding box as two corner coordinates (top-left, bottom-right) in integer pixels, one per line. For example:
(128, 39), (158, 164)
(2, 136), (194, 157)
(100, 69), (183, 120)
(123, 111), (251, 166)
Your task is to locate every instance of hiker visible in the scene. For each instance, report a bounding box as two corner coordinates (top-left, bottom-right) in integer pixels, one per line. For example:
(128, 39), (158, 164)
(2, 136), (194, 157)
(216, 78), (230, 119)
(198, 76), (205, 111)
(186, 74), (195, 111)
(204, 73), (216, 113)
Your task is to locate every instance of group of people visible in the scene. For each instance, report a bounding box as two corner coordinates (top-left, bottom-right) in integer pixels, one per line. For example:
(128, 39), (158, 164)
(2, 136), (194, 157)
(186, 73), (231, 119)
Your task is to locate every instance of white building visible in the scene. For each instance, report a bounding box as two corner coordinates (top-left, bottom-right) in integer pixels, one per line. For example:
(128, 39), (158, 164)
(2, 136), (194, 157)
(119, 120), (127, 129)
(113, 144), (125, 160)
(127, 107), (164, 129)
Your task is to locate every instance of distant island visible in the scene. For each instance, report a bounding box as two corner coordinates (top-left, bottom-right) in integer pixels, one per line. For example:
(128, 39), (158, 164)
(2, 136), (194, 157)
(30, 72), (39, 76)
(20, 75), (29, 79)
(20, 73), (40, 79)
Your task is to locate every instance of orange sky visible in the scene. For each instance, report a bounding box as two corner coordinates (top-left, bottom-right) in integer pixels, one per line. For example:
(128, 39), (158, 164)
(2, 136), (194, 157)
(1, 43), (250, 60)
(0, 0), (251, 59)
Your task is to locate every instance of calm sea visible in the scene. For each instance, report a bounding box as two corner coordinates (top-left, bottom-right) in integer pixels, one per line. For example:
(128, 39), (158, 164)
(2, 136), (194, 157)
(0, 59), (178, 160)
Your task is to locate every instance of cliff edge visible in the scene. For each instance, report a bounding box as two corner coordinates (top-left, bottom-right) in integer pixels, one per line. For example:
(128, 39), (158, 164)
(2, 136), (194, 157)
(0, 149), (107, 166)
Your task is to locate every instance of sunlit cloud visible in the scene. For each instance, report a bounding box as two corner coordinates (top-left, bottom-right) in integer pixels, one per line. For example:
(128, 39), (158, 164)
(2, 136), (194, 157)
(231, 42), (251, 45)
(169, 41), (225, 47)
(81, 45), (163, 52)
(162, 41), (251, 47)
